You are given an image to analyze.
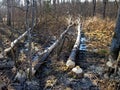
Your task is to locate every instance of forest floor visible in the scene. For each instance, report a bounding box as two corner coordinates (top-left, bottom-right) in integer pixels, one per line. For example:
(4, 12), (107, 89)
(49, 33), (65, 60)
(0, 17), (120, 90)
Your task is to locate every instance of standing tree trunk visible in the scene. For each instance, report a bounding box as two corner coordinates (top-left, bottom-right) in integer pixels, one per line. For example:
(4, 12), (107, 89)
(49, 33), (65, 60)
(57, 0), (59, 4)
(53, 0), (56, 9)
(103, 0), (108, 18)
(110, 7), (120, 61)
(78, 0), (82, 15)
(84, 0), (89, 17)
(93, 0), (96, 16)
(7, 0), (11, 26)
(28, 0), (35, 80)
(115, 0), (119, 18)
(53, 0), (56, 16)
(115, 0), (119, 9)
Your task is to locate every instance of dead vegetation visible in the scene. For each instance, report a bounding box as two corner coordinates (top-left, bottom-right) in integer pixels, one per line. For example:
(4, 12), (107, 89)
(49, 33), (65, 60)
(0, 14), (120, 90)
(84, 17), (115, 55)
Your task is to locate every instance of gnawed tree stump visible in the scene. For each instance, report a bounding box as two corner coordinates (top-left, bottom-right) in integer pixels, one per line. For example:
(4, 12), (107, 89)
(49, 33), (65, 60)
(66, 21), (81, 68)
(71, 66), (83, 78)
(72, 66), (83, 74)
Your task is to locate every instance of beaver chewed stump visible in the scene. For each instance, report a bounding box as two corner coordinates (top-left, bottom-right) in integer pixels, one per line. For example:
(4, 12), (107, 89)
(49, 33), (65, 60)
(72, 66), (83, 74)
(68, 66), (83, 79)
(66, 59), (75, 68)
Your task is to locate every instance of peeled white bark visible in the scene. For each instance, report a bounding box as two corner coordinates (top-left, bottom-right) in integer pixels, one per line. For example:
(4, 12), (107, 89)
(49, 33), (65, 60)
(2, 26), (35, 54)
(34, 24), (73, 72)
(66, 22), (81, 68)
(4, 30), (28, 53)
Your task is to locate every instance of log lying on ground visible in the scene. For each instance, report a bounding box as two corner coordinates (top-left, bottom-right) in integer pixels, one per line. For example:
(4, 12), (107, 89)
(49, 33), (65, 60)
(33, 24), (73, 73)
(1, 23), (36, 55)
(4, 31), (28, 53)
(66, 22), (81, 68)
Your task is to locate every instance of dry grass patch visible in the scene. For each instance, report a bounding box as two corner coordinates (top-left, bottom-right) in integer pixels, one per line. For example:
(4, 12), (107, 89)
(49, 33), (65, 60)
(84, 17), (115, 54)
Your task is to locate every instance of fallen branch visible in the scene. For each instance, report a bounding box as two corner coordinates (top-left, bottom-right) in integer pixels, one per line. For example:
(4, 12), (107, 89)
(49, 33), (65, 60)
(33, 14), (73, 59)
(4, 30), (28, 53)
(66, 21), (81, 68)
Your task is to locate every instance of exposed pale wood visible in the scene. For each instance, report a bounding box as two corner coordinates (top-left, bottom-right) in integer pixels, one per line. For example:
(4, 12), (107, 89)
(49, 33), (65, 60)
(33, 24), (73, 73)
(110, 7), (120, 60)
(72, 66), (83, 74)
(1, 24), (36, 55)
(66, 22), (81, 68)
(4, 30), (28, 53)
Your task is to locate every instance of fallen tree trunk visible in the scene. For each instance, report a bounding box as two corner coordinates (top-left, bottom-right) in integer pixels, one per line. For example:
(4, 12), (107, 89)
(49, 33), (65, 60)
(4, 30), (28, 53)
(66, 22), (81, 68)
(33, 24), (73, 73)
(2, 24), (35, 55)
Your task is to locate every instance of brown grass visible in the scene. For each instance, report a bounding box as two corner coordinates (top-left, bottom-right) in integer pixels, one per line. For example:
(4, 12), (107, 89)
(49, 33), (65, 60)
(83, 16), (116, 54)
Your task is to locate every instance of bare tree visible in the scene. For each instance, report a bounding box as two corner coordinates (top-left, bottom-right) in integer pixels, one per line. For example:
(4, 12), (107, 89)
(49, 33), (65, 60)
(93, 0), (96, 16)
(53, 0), (56, 9)
(103, 0), (108, 18)
(25, 0), (31, 80)
(110, 7), (120, 62)
(7, 0), (12, 26)
(11, 0), (15, 27)
(84, 0), (89, 17)
(28, 0), (35, 80)
(35, 0), (38, 24)
(115, 0), (119, 9)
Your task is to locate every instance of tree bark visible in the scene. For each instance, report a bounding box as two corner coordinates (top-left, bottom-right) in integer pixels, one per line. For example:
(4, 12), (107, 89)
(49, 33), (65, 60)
(93, 0), (96, 16)
(53, 0), (56, 9)
(2, 21), (36, 55)
(1, 7), (36, 57)
(7, 0), (11, 26)
(28, 0), (35, 80)
(103, 0), (108, 18)
(34, 24), (73, 73)
(2, 29), (29, 54)
(110, 7), (120, 61)
(115, 0), (119, 9)
(66, 21), (81, 68)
